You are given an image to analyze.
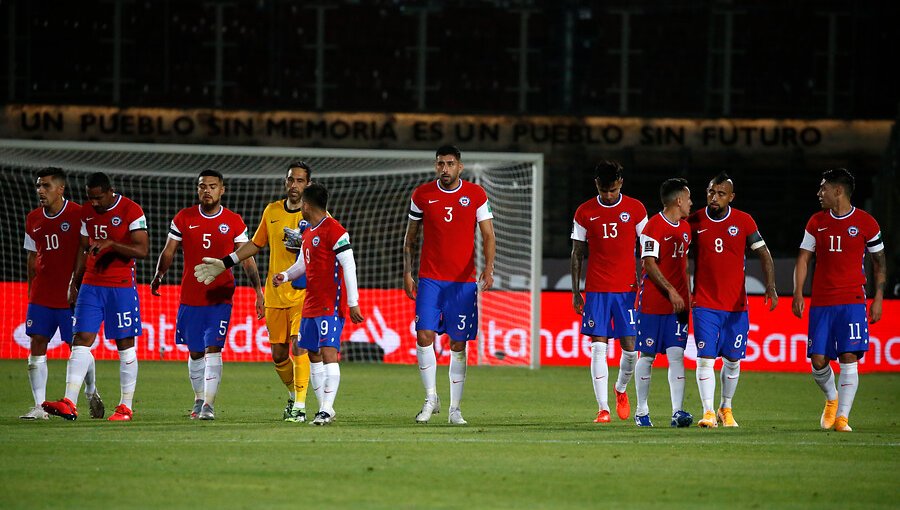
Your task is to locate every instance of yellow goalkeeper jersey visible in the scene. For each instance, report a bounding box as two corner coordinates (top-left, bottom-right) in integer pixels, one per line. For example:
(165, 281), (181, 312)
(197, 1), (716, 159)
(252, 199), (306, 309)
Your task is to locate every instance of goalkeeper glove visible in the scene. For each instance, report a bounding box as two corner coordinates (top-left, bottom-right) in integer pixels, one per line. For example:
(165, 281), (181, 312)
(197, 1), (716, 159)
(194, 255), (236, 285)
(282, 220), (309, 250)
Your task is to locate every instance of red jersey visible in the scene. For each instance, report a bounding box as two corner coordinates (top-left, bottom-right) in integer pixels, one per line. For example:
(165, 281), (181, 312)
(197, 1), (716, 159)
(571, 194), (648, 292)
(301, 217), (351, 318)
(800, 207), (883, 307)
(409, 179), (492, 283)
(169, 205), (249, 306)
(81, 194), (147, 288)
(24, 200), (82, 308)
(639, 213), (691, 314)
(688, 207), (760, 312)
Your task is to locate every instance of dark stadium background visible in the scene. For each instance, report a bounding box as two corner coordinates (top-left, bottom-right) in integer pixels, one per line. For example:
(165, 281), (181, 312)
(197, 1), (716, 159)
(1, 0), (897, 294)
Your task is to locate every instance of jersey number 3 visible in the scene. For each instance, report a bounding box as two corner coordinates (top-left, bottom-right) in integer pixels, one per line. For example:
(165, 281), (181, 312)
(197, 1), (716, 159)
(444, 207), (453, 223)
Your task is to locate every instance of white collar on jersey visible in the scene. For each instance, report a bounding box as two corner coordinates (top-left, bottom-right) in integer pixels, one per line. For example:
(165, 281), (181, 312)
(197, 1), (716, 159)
(197, 204), (224, 219)
(594, 194), (623, 208)
(658, 211), (681, 227)
(99, 194), (123, 213)
(829, 207), (855, 220)
(434, 179), (463, 194)
(704, 206), (732, 222)
(308, 216), (328, 231)
(42, 199), (69, 219)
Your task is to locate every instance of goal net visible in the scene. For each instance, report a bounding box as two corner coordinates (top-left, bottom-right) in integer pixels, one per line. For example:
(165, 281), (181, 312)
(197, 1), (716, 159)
(0, 140), (543, 368)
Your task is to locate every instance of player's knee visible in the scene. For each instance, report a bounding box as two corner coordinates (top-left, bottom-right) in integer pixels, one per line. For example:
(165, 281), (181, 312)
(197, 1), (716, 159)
(416, 330), (436, 347)
(271, 346), (290, 364)
(29, 335), (51, 354)
(810, 356), (829, 371)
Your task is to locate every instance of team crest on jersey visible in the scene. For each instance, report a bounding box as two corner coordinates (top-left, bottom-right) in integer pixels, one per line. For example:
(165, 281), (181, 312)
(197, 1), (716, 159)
(26, 319), (32, 327)
(60, 222), (70, 232)
(620, 212), (631, 223)
(312, 236), (321, 247)
(697, 341), (705, 349)
(682, 233), (689, 243)
(645, 338), (654, 347)
(587, 319), (595, 328)
(847, 226), (859, 237)
(111, 216), (122, 226)
(728, 225), (739, 236)
(218, 223), (230, 234)
(459, 196), (470, 207)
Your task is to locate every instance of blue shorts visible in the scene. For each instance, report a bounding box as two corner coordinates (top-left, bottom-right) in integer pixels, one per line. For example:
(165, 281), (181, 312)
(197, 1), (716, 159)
(175, 303), (232, 352)
(636, 311), (688, 355)
(415, 278), (478, 341)
(581, 292), (637, 339)
(808, 304), (869, 360)
(693, 307), (750, 360)
(25, 304), (74, 344)
(298, 316), (345, 353)
(73, 284), (142, 340)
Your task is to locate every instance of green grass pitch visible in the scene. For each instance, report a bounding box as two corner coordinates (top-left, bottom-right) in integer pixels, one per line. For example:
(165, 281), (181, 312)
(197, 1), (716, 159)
(1, 359), (897, 509)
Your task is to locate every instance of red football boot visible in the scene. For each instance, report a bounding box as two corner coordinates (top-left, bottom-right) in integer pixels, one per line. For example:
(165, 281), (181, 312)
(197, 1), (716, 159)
(108, 404), (133, 421)
(42, 398), (78, 421)
(614, 388), (631, 420)
(593, 410), (611, 423)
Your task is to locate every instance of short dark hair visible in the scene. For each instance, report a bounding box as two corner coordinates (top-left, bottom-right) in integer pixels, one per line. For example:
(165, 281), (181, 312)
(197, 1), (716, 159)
(36, 167), (66, 185)
(822, 168), (854, 196)
(86, 172), (112, 192)
(287, 161), (312, 181)
(436, 145), (461, 161)
(198, 168), (224, 184)
(302, 182), (328, 210)
(660, 178), (689, 205)
(709, 171), (734, 191)
(594, 160), (623, 187)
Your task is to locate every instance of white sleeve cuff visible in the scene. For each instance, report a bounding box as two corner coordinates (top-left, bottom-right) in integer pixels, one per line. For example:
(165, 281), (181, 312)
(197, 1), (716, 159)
(799, 230), (816, 252)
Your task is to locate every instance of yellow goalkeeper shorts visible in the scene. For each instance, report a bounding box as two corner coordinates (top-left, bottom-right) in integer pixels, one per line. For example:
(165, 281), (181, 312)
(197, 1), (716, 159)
(265, 305), (303, 344)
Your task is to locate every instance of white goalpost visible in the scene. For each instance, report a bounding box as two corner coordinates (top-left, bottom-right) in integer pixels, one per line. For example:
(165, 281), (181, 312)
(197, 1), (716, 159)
(0, 139), (543, 368)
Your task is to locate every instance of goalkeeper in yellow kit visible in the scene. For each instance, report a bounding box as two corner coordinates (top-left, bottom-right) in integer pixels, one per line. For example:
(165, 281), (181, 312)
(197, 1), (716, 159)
(196, 162), (313, 422)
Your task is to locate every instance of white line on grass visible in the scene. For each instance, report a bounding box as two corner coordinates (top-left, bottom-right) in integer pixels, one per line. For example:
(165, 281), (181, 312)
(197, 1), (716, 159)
(4, 435), (898, 447)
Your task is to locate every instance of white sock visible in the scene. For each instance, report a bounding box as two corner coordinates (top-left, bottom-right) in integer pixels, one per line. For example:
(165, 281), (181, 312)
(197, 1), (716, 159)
(322, 362), (341, 415)
(615, 350), (637, 393)
(812, 364), (838, 401)
(635, 354), (655, 416)
(837, 362), (859, 419)
(64, 346), (93, 404)
(696, 358), (715, 413)
(416, 344), (438, 402)
(83, 354), (97, 396)
(203, 352), (222, 406)
(666, 346), (686, 414)
(719, 360), (741, 409)
(188, 357), (205, 400)
(118, 347), (138, 409)
(27, 355), (48, 406)
(310, 361), (326, 408)
(449, 349), (467, 410)
(590, 342), (609, 411)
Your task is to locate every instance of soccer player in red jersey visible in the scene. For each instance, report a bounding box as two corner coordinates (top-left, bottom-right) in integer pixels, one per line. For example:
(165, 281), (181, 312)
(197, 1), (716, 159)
(570, 161), (647, 423)
(43, 172), (149, 422)
(272, 183), (364, 425)
(403, 145), (496, 425)
(21, 168), (103, 420)
(793, 168), (886, 432)
(688, 173), (777, 428)
(151, 169), (264, 420)
(633, 178), (693, 428)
